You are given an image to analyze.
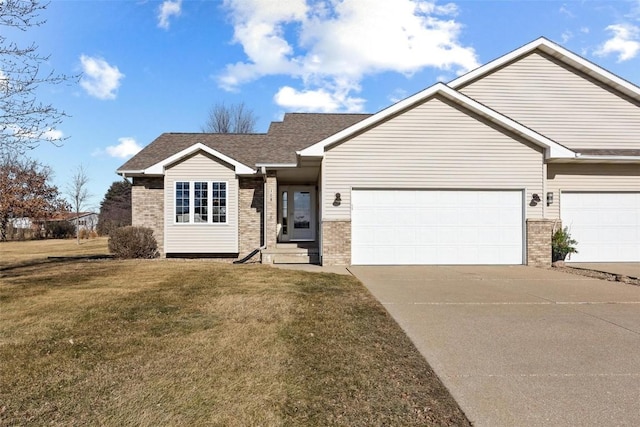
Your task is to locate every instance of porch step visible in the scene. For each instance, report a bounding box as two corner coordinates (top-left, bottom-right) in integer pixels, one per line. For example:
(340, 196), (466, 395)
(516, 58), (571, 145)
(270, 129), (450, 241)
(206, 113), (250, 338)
(262, 244), (319, 264)
(273, 253), (320, 264)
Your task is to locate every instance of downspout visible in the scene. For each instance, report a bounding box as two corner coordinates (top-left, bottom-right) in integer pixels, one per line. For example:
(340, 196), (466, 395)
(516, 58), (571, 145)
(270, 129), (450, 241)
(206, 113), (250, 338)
(233, 166), (267, 264)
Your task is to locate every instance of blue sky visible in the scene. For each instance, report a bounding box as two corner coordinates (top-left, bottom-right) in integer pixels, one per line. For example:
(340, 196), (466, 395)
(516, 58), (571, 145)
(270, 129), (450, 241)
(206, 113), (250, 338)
(8, 0), (640, 209)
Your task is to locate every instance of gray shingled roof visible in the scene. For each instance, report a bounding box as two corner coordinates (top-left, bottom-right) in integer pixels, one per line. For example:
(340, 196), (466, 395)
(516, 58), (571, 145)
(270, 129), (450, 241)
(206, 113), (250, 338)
(118, 113), (371, 172)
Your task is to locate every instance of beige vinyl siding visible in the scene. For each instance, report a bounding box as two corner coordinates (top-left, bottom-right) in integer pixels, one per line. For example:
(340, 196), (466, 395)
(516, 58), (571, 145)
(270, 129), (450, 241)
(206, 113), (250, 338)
(459, 51), (640, 150)
(165, 152), (238, 253)
(323, 96), (544, 220)
(547, 163), (640, 218)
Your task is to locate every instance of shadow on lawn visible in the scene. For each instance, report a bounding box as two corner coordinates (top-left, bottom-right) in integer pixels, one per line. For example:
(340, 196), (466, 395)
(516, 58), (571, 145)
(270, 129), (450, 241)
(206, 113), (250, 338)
(0, 255), (113, 276)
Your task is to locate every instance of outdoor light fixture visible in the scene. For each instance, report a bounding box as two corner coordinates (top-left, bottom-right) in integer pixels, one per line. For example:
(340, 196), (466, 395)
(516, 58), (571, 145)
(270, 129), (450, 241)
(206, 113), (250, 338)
(532, 193), (541, 203)
(333, 193), (341, 206)
(546, 192), (553, 206)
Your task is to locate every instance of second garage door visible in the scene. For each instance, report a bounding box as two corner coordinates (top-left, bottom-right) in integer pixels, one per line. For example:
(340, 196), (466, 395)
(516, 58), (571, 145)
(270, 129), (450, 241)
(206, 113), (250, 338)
(560, 192), (640, 262)
(351, 190), (524, 265)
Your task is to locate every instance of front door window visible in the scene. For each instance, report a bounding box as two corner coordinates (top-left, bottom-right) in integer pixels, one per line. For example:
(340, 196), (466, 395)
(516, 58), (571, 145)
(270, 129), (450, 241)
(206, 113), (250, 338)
(279, 186), (315, 241)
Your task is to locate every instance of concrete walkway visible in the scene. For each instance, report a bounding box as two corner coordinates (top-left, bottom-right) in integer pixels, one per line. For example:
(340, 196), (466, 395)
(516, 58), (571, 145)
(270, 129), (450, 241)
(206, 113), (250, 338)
(350, 265), (640, 427)
(270, 263), (352, 275)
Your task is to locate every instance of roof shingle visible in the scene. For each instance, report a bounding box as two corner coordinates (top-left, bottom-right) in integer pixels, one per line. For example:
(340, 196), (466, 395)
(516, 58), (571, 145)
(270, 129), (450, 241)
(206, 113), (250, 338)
(118, 113), (370, 172)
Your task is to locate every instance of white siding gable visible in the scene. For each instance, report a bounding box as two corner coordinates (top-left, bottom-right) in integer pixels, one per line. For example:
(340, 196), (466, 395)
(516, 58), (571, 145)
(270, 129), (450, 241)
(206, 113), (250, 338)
(460, 51), (640, 150)
(165, 151), (238, 253)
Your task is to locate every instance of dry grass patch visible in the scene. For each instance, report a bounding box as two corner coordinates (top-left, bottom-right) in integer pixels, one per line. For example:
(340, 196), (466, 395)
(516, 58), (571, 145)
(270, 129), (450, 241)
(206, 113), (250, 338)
(0, 253), (469, 426)
(0, 237), (110, 269)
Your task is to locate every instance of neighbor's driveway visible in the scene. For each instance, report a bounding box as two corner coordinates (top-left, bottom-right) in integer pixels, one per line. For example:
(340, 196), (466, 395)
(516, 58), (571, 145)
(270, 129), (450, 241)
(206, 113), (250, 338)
(349, 265), (640, 427)
(567, 263), (640, 279)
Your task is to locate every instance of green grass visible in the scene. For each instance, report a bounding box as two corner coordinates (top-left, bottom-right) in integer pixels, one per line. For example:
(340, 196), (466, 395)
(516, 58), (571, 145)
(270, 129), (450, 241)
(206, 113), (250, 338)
(0, 240), (470, 426)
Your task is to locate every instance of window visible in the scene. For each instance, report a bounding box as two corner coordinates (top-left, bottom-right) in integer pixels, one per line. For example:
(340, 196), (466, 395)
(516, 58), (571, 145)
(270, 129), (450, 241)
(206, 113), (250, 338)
(211, 182), (227, 223)
(194, 182), (208, 223)
(175, 181), (227, 224)
(176, 182), (190, 223)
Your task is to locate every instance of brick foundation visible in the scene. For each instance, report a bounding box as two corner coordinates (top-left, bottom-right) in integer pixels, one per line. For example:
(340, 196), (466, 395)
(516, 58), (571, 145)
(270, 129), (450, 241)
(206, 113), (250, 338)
(131, 177), (165, 254)
(526, 218), (554, 267)
(322, 220), (351, 265)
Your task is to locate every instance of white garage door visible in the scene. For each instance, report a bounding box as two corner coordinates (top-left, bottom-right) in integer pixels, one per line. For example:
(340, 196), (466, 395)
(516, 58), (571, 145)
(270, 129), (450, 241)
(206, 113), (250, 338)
(560, 192), (640, 262)
(351, 190), (524, 265)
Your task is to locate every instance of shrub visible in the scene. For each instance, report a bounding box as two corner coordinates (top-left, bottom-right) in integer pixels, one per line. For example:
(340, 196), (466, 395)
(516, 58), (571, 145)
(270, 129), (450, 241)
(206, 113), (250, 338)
(552, 226), (578, 262)
(108, 226), (159, 259)
(45, 221), (76, 239)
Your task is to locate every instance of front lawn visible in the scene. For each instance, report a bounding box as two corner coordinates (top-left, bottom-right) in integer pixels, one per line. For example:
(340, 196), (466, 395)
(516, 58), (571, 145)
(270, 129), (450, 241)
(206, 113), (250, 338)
(0, 241), (469, 426)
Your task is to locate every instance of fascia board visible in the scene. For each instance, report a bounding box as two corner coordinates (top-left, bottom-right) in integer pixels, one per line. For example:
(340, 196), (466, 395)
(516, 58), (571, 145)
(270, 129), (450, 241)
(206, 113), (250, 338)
(144, 142), (255, 175)
(255, 163), (298, 168)
(116, 169), (145, 175)
(559, 155), (640, 163)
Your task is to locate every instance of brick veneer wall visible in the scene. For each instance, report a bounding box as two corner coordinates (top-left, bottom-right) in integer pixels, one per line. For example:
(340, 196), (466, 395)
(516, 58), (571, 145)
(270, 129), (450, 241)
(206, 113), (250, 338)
(526, 218), (554, 267)
(265, 173), (278, 249)
(131, 177), (165, 254)
(238, 177), (263, 257)
(322, 220), (351, 265)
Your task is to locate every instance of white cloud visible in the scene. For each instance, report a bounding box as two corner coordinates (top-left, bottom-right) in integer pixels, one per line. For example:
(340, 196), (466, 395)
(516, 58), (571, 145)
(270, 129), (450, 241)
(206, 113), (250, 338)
(105, 137), (142, 159)
(388, 88), (408, 104)
(80, 55), (124, 100)
(0, 70), (8, 94)
(158, 0), (182, 30)
(595, 24), (640, 61)
(219, 0), (478, 112)
(42, 128), (64, 141)
(274, 86), (365, 112)
(559, 4), (574, 18)
(561, 30), (573, 44)
(6, 124), (64, 143)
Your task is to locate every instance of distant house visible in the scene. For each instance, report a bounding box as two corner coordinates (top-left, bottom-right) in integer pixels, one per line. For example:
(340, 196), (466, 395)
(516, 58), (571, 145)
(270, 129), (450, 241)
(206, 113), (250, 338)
(11, 212), (99, 236)
(118, 37), (640, 266)
(51, 212), (99, 234)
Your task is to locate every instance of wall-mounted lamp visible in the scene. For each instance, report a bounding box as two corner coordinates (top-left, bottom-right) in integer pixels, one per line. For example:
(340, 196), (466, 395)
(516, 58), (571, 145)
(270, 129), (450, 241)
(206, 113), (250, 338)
(333, 193), (341, 207)
(529, 193), (541, 207)
(546, 192), (553, 206)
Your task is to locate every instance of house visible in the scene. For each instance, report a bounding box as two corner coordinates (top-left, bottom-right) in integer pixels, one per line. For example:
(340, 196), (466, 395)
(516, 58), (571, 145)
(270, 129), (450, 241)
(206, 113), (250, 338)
(64, 212), (99, 234)
(118, 38), (640, 266)
(9, 212), (98, 239)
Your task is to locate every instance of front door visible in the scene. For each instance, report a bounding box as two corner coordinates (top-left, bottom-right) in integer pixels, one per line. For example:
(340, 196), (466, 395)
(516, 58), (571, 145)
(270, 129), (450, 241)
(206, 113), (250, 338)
(279, 186), (316, 242)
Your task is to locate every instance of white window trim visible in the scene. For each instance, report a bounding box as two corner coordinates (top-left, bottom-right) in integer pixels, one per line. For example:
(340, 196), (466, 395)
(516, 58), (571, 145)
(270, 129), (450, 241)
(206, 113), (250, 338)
(174, 180), (229, 225)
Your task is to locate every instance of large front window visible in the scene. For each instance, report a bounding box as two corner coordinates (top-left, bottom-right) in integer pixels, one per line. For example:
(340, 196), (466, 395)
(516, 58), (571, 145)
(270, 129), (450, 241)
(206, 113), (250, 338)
(175, 181), (227, 224)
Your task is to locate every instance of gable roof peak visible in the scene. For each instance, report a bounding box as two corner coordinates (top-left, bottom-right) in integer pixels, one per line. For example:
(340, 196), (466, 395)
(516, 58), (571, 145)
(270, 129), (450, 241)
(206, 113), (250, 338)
(449, 36), (640, 102)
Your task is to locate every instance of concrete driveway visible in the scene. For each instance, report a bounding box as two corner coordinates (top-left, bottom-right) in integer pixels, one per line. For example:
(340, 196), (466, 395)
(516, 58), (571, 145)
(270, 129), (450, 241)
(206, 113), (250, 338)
(349, 265), (640, 427)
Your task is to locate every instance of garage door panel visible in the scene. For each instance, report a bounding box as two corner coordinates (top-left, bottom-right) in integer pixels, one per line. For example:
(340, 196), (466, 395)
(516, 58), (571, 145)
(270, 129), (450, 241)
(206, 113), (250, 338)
(561, 192), (640, 262)
(352, 190), (524, 265)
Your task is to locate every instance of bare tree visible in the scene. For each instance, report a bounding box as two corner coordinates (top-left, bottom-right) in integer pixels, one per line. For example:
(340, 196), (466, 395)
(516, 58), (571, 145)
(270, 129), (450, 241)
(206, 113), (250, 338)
(201, 102), (257, 134)
(1, 0), (75, 155)
(66, 164), (91, 245)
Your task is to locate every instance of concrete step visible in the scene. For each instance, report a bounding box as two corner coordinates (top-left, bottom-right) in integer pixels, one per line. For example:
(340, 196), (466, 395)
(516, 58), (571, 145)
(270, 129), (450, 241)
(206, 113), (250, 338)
(262, 244), (319, 264)
(273, 253), (320, 264)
